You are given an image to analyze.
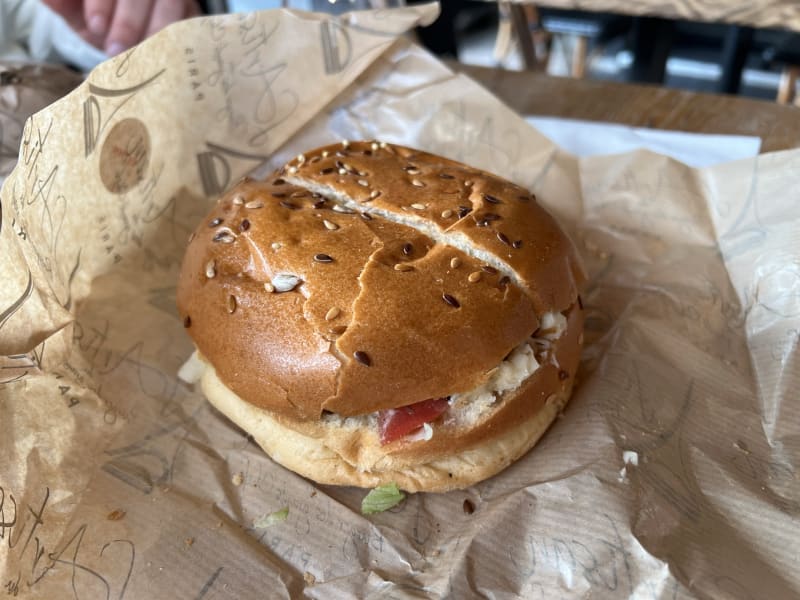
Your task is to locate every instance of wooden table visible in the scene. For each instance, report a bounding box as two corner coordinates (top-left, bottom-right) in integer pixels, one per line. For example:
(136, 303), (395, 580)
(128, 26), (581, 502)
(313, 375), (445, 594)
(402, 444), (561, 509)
(500, 1), (800, 95)
(508, 0), (800, 32)
(454, 63), (800, 154)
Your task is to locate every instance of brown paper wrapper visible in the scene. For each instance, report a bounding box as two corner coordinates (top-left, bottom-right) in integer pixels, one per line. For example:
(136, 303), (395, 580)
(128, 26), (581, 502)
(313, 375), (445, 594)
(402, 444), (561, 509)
(1, 6), (798, 599)
(1, 63), (83, 182)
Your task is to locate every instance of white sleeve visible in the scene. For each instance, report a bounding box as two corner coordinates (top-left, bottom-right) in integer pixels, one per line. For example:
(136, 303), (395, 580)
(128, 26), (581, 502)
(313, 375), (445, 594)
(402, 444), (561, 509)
(0, 0), (38, 60)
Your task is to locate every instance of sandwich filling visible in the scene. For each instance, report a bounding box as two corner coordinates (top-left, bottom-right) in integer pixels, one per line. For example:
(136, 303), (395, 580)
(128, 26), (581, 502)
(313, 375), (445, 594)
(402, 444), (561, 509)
(180, 310), (568, 445)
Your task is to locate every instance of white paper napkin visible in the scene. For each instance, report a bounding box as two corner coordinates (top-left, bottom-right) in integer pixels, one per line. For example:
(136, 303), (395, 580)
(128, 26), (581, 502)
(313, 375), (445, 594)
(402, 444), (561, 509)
(527, 115), (762, 167)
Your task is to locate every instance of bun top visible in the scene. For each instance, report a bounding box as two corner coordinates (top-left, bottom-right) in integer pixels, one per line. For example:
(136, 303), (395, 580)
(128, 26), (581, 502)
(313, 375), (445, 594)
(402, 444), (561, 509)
(177, 142), (584, 420)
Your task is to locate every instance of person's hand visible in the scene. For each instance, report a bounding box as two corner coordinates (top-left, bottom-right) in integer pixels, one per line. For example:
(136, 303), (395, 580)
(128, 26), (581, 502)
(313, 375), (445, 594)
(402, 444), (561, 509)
(43, 0), (201, 56)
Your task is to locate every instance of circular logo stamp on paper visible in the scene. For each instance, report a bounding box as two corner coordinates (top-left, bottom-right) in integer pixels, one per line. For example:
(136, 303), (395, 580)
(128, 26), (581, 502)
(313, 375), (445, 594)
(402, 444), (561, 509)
(99, 118), (150, 194)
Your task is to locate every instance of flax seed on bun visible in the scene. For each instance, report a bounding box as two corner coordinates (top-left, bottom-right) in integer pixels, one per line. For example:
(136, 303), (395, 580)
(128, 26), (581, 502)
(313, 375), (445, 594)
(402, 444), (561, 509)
(177, 141), (585, 492)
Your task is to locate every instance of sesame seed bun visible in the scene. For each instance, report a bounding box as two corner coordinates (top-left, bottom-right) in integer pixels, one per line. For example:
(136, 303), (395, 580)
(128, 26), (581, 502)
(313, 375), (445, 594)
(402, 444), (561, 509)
(177, 141), (585, 492)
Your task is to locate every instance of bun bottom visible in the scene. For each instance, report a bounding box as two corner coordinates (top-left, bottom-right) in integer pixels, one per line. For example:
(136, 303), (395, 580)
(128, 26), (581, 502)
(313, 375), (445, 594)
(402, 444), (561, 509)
(200, 360), (574, 493)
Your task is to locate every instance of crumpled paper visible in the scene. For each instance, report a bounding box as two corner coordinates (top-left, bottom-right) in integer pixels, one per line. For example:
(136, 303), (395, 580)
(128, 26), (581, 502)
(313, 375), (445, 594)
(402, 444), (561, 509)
(1, 6), (798, 599)
(0, 62), (83, 181)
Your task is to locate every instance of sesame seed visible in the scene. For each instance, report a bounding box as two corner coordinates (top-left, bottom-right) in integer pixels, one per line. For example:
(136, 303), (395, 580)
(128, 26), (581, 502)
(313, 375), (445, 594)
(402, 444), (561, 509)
(394, 263), (414, 272)
(442, 293), (460, 308)
(343, 163), (354, 172)
(517, 194), (530, 203)
(468, 271), (481, 283)
(338, 168), (348, 175)
(264, 282), (275, 293)
(482, 213), (501, 222)
(410, 203), (426, 210)
(322, 150), (330, 158)
(273, 178), (286, 185)
(360, 212), (373, 221)
(239, 219), (251, 232)
(313, 199), (326, 209)
(205, 260), (216, 278)
(402, 243), (413, 256)
(297, 153), (306, 164)
(280, 201), (300, 210)
(499, 275), (510, 287)
(183, 316), (191, 328)
(245, 200), (264, 209)
(441, 209), (454, 218)
(464, 180), (473, 187)
(314, 253), (334, 263)
(497, 232), (511, 246)
(188, 232), (196, 243)
(559, 370), (569, 380)
(512, 240), (523, 249)
(232, 195), (244, 205)
(332, 205), (354, 214)
(341, 140), (350, 148)
(213, 230), (235, 243)
(290, 191), (308, 198)
(227, 295), (237, 314)
(288, 166), (298, 174)
(439, 173), (455, 179)
(403, 165), (419, 173)
(209, 217), (223, 227)
(323, 219), (339, 230)
(483, 193), (502, 204)
(271, 242), (282, 250)
(379, 141), (388, 148)
(481, 265), (498, 274)
(357, 179), (369, 187)
(354, 350), (371, 366)
(321, 167), (336, 175)
(457, 206), (472, 218)
(325, 307), (341, 321)
(411, 179), (425, 187)
(330, 325), (347, 335)
(271, 192), (287, 198)
(450, 257), (461, 269)
(371, 142), (379, 151)
(369, 190), (381, 200)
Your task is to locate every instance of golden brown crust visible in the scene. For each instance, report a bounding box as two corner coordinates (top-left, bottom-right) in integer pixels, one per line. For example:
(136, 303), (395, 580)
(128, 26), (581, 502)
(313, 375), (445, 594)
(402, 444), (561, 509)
(177, 142), (585, 423)
(199, 302), (581, 492)
(282, 142), (585, 314)
(178, 143), (581, 420)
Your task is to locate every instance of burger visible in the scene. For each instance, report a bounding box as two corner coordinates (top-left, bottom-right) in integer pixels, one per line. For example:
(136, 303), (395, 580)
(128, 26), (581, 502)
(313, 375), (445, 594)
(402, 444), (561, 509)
(177, 141), (585, 493)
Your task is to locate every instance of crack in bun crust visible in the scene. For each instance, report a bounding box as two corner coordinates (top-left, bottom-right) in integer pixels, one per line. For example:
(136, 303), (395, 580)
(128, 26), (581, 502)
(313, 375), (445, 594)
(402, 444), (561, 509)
(177, 141), (586, 491)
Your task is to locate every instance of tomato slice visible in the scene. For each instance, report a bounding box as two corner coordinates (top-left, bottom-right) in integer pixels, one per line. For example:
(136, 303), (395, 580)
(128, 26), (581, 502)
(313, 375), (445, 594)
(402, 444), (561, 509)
(378, 398), (449, 445)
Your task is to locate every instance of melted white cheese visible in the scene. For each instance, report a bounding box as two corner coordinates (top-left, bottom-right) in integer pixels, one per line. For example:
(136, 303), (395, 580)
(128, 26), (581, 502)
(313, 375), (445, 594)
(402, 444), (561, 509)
(447, 341), (540, 427)
(538, 311), (567, 340)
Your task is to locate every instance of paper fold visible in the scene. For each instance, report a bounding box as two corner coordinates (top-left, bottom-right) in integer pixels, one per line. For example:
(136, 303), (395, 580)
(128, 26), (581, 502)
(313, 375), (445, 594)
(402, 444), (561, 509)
(1, 6), (797, 599)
